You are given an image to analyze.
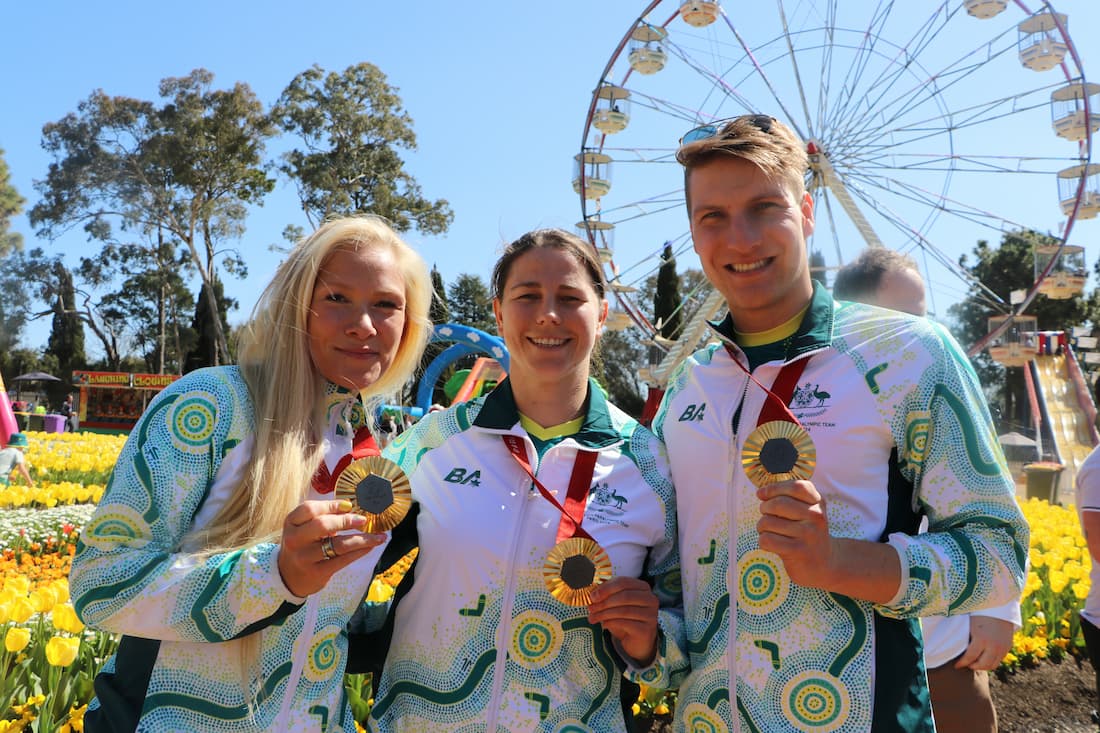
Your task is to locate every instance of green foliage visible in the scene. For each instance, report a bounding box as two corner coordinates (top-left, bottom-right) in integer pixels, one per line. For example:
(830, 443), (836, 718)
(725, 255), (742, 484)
(95, 240), (196, 374)
(408, 266), (453, 405)
(654, 243), (683, 341)
(183, 278), (235, 373)
(447, 274), (495, 333)
(272, 63), (454, 235)
(22, 248), (124, 370)
(0, 251), (31, 356)
(594, 329), (646, 419)
(44, 262), (85, 408)
(809, 249), (828, 286)
(0, 148), (25, 258)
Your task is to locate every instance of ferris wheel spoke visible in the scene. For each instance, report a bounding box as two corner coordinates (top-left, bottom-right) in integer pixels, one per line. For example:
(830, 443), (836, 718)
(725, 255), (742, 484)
(777, 0), (820, 138)
(812, 187), (847, 266)
(854, 90), (1056, 154)
(622, 87), (731, 127)
(821, 6), (907, 133)
(824, 14), (1018, 149)
(844, 166), (1040, 234)
(851, 151), (1075, 176)
(719, 14), (807, 136)
(835, 182), (1008, 303)
(658, 37), (762, 119)
(811, 1), (838, 133)
(842, 42), (1024, 148)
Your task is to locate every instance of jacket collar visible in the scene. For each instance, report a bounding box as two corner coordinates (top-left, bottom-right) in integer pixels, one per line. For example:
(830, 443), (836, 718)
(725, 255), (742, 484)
(472, 377), (620, 449)
(708, 280), (835, 361)
(321, 381), (369, 436)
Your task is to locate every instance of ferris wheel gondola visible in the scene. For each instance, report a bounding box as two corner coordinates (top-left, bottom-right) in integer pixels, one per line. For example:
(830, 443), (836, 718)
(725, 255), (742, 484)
(576, 0), (1094, 385)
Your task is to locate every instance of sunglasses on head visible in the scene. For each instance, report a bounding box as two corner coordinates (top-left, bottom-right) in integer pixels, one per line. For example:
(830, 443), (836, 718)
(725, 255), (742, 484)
(680, 114), (776, 145)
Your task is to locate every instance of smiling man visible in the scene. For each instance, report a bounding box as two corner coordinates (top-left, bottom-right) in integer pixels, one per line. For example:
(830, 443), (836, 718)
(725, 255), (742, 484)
(652, 115), (1028, 732)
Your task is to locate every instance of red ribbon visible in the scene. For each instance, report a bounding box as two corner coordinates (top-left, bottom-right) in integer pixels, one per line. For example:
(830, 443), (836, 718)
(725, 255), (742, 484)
(724, 344), (809, 427)
(502, 435), (598, 543)
(311, 426), (380, 494)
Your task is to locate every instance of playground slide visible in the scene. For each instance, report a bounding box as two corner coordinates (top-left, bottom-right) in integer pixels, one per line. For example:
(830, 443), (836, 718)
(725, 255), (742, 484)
(451, 358), (506, 405)
(1031, 351), (1099, 501)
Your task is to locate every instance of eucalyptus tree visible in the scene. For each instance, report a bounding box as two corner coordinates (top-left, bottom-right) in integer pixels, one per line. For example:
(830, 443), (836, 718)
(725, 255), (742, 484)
(94, 240), (196, 373)
(272, 62), (453, 234)
(22, 249), (124, 369)
(30, 69), (275, 365)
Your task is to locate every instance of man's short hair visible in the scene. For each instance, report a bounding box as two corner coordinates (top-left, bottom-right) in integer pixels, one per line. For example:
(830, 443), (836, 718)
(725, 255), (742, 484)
(833, 248), (919, 303)
(676, 115), (809, 209)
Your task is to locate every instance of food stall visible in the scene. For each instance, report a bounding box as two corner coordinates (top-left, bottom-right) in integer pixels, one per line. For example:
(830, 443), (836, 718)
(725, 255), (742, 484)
(72, 370), (180, 431)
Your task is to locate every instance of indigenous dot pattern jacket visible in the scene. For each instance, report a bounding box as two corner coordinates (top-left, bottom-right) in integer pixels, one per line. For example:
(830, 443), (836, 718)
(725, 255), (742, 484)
(368, 378), (687, 732)
(70, 366), (382, 732)
(653, 283), (1028, 733)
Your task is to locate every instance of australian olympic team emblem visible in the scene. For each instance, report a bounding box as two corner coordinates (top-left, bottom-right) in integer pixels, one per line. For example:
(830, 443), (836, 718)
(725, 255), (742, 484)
(792, 382), (831, 409)
(591, 481), (628, 510)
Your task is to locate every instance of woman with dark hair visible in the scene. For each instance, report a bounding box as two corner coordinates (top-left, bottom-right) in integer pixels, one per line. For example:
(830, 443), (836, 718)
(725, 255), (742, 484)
(364, 228), (685, 732)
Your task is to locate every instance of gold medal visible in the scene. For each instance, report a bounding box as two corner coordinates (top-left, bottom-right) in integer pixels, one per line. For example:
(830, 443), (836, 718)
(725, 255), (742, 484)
(334, 456), (412, 533)
(543, 537), (613, 606)
(741, 420), (817, 488)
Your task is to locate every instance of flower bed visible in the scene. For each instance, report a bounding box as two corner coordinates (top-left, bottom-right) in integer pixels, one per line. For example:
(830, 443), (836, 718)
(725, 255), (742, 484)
(0, 432), (1091, 729)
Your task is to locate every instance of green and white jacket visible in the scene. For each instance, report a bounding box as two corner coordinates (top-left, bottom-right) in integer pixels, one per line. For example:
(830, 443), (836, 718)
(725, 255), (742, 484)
(653, 284), (1028, 733)
(369, 378), (686, 732)
(71, 366), (383, 732)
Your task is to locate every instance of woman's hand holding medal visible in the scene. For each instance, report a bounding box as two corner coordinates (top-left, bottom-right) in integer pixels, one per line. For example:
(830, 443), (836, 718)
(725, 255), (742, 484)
(587, 577), (661, 666)
(277, 499), (387, 598)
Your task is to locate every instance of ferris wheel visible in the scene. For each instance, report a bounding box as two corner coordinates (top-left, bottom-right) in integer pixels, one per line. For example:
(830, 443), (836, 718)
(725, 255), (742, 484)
(576, 0), (1097, 387)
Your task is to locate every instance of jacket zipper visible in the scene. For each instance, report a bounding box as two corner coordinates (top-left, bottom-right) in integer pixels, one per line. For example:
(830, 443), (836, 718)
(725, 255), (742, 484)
(485, 433), (539, 731)
(728, 373), (750, 733)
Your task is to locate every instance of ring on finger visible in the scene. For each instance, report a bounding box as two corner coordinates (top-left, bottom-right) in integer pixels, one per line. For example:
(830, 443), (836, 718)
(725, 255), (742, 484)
(320, 536), (337, 561)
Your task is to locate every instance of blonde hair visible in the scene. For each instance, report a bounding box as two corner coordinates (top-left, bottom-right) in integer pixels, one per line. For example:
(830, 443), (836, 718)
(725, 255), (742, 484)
(187, 216), (430, 553)
(677, 115), (809, 210)
(187, 216), (431, 701)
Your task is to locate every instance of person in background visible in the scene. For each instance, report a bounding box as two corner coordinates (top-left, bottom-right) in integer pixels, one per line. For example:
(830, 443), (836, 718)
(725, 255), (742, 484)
(69, 216), (433, 732)
(60, 394), (77, 432)
(0, 432), (35, 488)
(654, 113), (1028, 732)
(363, 228), (686, 732)
(1076, 444), (1100, 729)
(834, 247), (1021, 733)
(377, 411), (398, 447)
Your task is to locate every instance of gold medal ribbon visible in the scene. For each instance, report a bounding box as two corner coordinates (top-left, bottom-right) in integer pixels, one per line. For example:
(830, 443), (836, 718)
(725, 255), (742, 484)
(725, 346), (817, 487)
(501, 435), (598, 543)
(502, 435), (612, 605)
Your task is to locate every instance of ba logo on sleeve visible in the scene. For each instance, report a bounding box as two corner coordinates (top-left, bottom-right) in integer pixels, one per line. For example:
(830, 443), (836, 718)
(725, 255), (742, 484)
(678, 403), (707, 422)
(443, 467), (482, 486)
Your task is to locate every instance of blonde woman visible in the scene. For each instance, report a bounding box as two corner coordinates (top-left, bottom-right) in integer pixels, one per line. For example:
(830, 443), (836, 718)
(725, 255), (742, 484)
(70, 216), (432, 732)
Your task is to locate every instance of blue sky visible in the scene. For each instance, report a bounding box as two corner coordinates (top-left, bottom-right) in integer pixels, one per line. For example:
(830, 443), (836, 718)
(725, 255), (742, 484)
(3, 1), (1099, 356)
